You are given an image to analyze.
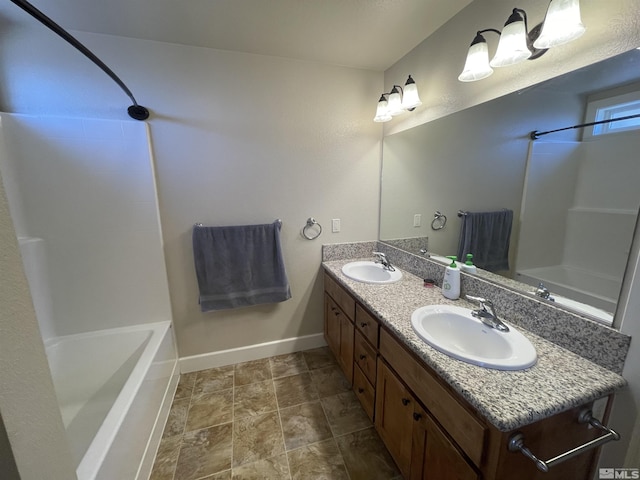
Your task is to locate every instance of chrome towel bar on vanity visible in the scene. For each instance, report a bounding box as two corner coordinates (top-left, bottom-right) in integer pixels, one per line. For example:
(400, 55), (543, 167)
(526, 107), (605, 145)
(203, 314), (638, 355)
(508, 409), (620, 472)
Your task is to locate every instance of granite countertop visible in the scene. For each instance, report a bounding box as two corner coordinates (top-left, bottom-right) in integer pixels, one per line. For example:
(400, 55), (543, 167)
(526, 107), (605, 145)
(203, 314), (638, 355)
(323, 259), (627, 432)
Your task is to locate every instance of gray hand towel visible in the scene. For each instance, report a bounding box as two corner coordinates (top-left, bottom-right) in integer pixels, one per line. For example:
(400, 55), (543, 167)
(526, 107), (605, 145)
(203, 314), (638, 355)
(457, 210), (513, 272)
(192, 220), (291, 312)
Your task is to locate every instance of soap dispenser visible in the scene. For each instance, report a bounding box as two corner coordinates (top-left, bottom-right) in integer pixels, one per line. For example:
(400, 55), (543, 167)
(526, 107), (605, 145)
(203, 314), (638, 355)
(442, 256), (460, 300)
(460, 254), (477, 274)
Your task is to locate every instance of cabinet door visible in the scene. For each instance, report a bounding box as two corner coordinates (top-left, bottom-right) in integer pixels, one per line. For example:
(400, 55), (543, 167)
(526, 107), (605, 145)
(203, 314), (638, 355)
(375, 359), (414, 479)
(411, 404), (480, 480)
(324, 293), (354, 384)
(324, 294), (341, 359)
(339, 312), (354, 384)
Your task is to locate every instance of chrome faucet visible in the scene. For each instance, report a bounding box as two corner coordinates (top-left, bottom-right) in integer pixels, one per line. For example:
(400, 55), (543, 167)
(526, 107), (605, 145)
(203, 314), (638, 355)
(419, 248), (431, 258)
(535, 283), (555, 301)
(373, 252), (395, 271)
(465, 295), (510, 332)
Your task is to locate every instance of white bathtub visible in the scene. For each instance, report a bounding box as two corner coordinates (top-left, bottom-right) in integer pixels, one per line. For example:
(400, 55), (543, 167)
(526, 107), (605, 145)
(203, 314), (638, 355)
(516, 264), (618, 325)
(45, 321), (178, 480)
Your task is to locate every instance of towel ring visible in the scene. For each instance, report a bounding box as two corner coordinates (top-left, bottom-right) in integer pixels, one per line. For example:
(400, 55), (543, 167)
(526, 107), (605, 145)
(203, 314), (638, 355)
(302, 217), (322, 240)
(431, 211), (447, 231)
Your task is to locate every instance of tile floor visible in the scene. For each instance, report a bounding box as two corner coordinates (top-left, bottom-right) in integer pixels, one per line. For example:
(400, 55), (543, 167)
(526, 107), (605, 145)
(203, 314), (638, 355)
(150, 346), (402, 480)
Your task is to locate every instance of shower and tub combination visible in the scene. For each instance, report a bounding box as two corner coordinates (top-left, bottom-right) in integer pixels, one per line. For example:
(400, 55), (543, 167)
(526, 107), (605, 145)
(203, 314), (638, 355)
(516, 135), (640, 325)
(0, 113), (178, 479)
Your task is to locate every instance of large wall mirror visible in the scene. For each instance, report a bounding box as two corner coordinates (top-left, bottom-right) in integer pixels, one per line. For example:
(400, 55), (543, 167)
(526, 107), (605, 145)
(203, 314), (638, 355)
(380, 48), (640, 328)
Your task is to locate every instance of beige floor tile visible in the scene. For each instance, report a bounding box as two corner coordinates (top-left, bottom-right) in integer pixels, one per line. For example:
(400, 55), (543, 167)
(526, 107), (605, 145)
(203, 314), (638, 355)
(234, 379), (278, 418)
(335, 427), (400, 480)
(162, 397), (190, 438)
(309, 365), (351, 398)
(175, 372), (198, 400)
(274, 373), (319, 408)
(270, 352), (308, 379)
(321, 391), (372, 436)
(234, 358), (272, 386)
(231, 454), (290, 479)
(279, 401), (333, 451)
(302, 347), (337, 371)
(193, 366), (234, 395)
(233, 411), (285, 468)
(152, 351), (400, 480)
(174, 423), (233, 480)
(149, 435), (181, 480)
(185, 389), (234, 432)
(287, 439), (349, 480)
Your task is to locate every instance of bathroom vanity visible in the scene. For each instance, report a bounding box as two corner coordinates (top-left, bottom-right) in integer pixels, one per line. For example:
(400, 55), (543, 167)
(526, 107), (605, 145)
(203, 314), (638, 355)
(323, 260), (626, 480)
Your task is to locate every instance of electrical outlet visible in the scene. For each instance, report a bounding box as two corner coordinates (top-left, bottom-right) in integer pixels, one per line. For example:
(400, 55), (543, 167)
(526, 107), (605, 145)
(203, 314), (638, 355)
(332, 218), (341, 232)
(413, 214), (422, 227)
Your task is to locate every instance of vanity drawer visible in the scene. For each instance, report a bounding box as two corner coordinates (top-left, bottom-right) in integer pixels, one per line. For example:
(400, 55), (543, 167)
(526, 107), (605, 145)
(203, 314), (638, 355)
(324, 272), (355, 320)
(379, 329), (486, 467)
(353, 364), (375, 422)
(354, 329), (377, 386)
(355, 304), (379, 347)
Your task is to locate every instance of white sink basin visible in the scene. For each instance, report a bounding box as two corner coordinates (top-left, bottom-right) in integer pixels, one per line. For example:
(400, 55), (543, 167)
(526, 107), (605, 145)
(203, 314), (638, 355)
(341, 261), (403, 284)
(411, 305), (537, 370)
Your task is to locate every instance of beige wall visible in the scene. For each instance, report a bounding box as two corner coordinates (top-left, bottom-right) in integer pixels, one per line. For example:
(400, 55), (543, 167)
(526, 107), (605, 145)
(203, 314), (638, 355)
(0, 27), (383, 357)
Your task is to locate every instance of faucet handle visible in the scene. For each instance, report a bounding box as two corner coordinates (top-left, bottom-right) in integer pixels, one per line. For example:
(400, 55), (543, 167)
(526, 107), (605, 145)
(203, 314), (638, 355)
(372, 251), (386, 257)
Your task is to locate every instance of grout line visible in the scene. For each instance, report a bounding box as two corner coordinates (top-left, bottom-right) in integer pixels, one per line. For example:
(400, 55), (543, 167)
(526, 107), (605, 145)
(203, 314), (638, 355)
(269, 358), (292, 480)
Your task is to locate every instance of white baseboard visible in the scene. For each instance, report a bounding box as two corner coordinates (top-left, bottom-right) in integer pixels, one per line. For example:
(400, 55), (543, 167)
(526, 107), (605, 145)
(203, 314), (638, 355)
(179, 333), (327, 373)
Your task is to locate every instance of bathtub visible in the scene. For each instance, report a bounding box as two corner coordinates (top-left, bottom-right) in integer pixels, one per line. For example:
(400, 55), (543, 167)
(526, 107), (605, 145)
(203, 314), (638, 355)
(516, 264), (618, 325)
(45, 321), (178, 480)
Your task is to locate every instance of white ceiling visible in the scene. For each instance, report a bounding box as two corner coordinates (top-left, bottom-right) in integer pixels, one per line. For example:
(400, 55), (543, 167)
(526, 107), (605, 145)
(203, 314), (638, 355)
(0, 0), (472, 71)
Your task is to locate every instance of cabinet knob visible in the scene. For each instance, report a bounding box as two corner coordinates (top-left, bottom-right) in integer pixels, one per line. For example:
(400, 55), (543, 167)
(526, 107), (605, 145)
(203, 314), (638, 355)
(401, 398), (410, 406)
(413, 412), (422, 421)
(360, 322), (368, 328)
(358, 387), (364, 394)
(359, 354), (366, 360)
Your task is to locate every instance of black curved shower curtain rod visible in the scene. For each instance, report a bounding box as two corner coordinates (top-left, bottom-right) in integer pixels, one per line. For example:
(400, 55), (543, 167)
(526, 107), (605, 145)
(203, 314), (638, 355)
(10, 0), (150, 120)
(530, 113), (640, 140)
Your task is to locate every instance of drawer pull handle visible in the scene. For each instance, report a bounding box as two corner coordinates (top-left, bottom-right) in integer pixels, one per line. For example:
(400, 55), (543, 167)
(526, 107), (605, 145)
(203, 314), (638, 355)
(360, 322), (368, 327)
(508, 409), (620, 473)
(413, 412), (422, 421)
(401, 398), (410, 406)
(359, 354), (366, 360)
(358, 387), (364, 394)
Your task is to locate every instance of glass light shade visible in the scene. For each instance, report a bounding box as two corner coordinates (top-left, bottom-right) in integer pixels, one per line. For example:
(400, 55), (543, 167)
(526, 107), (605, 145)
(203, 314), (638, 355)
(401, 77), (422, 110)
(533, 0), (585, 49)
(387, 87), (406, 116)
(373, 97), (392, 122)
(490, 19), (532, 67)
(458, 41), (494, 82)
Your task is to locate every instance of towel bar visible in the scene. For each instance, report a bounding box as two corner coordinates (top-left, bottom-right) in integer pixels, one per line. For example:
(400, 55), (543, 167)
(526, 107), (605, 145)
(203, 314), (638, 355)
(194, 219), (282, 229)
(508, 409), (620, 472)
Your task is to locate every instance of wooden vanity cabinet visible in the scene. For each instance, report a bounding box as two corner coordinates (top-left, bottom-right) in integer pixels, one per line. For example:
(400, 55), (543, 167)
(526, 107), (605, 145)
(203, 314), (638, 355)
(323, 271), (606, 480)
(376, 358), (480, 480)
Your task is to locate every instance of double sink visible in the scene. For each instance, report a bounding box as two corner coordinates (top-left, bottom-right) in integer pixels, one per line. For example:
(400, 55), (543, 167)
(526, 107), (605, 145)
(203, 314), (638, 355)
(341, 260), (537, 371)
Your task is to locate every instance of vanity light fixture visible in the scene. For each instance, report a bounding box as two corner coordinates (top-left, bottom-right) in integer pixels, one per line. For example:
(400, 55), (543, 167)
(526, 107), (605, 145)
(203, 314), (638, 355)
(373, 75), (422, 122)
(458, 0), (585, 82)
